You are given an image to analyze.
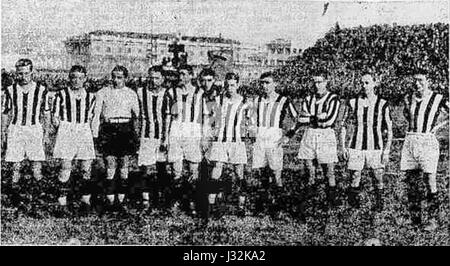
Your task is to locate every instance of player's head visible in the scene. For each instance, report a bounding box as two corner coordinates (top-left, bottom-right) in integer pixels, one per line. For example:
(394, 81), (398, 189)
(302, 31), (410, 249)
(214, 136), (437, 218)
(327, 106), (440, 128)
(260, 72), (276, 94)
(199, 68), (216, 92)
(111, 65), (128, 89)
(224, 72), (240, 97)
(412, 69), (429, 96)
(311, 70), (328, 95)
(179, 65), (193, 86)
(69, 65), (87, 90)
(360, 72), (378, 97)
(148, 65), (165, 88)
(15, 58), (33, 85)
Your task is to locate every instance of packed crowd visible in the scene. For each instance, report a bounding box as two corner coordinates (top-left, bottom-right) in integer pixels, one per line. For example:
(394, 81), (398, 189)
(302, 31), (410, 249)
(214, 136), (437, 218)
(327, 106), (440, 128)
(1, 23), (448, 231)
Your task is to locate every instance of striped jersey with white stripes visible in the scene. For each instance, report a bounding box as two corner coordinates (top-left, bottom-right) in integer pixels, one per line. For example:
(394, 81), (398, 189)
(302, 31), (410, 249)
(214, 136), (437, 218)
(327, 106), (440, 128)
(254, 94), (298, 129)
(213, 95), (250, 142)
(299, 91), (340, 128)
(166, 85), (204, 125)
(137, 87), (170, 140)
(53, 87), (96, 124)
(348, 96), (392, 150)
(2, 82), (49, 126)
(404, 91), (449, 133)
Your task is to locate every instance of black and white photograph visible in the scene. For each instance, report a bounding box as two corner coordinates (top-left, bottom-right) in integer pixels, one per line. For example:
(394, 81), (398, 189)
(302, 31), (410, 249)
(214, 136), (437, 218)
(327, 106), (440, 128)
(0, 0), (449, 249)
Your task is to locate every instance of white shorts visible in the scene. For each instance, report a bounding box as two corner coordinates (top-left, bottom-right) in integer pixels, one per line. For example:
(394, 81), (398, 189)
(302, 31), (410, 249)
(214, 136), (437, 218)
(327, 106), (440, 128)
(297, 128), (338, 164)
(53, 122), (95, 160)
(207, 141), (247, 165)
(255, 127), (283, 146)
(400, 133), (439, 174)
(252, 141), (284, 171)
(138, 138), (167, 166)
(347, 149), (384, 171)
(5, 124), (46, 162)
(168, 136), (202, 163)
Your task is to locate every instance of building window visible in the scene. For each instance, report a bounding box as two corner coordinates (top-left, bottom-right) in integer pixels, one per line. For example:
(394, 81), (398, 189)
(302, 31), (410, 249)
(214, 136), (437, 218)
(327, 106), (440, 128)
(286, 48), (290, 54)
(128, 48), (132, 53)
(138, 49), (142, 54)
(293, 48), (297, 54)
(95, 46), (100, 52)
(106, 47), (111, 53)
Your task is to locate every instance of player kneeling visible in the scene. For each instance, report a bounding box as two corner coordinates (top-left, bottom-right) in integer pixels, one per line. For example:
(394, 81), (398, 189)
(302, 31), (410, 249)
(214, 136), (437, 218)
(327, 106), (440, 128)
(206, 73), (252, 216)
(52, 65), (97, 217)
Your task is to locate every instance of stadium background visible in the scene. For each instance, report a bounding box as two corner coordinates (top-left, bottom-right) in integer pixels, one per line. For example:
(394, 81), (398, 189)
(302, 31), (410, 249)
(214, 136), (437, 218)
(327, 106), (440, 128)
(1, 23), (449, 245)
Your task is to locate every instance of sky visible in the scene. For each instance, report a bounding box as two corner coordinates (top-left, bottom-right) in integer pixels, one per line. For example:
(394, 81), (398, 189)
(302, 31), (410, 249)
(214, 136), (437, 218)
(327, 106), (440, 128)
(1, 0), (449, 54)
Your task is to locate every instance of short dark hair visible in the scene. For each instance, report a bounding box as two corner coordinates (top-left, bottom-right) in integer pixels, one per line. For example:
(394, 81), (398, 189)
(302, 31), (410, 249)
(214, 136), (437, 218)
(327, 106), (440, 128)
(412, 68), (428, 76)
(360, 71), (376, 81)
(199, 68), (216, 78)
(178, 65), (193, 75)
(311, 69), (328, 79)
(259, 72), (274, 80)
(148, 65), (164, 75)
(15, 59), (33, 71)
(225, 72), (239, 83)
(69, 65), (87, 75)
(112, 65), (129, 78)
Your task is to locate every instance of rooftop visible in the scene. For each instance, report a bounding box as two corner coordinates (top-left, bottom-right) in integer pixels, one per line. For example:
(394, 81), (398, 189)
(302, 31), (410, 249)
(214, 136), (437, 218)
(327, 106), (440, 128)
(65, 30), (241, 45)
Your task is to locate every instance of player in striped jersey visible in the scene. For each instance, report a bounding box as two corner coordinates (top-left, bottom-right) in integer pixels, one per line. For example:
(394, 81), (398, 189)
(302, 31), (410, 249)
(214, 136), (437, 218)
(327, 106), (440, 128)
(51, 65), (96, 216)
(166, 65), (204, 214)
(339, 73), (393, 211)
(2, 59), (51, 213)
(91, 65), (140, 213)
(136, 65), (171, 211)
(401, 70), (449, 231)
(251, 72), (298, 217)
(206, 72), (252, 215)
(297, 70), (341, 209)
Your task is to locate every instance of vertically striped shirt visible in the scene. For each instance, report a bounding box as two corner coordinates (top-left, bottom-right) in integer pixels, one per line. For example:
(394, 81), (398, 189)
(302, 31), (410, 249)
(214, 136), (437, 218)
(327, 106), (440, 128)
(166, 85), (204, 125)
(404, 91), (449, 133)
(299, 91), (340, 128)
(348, 96), (392, 150)
(213, 95), (250, 142)
(254, 94), (298, 129)
(137, 87), (170, 140)
(53, 87), (96, 124)
(2, 82), (49, 126)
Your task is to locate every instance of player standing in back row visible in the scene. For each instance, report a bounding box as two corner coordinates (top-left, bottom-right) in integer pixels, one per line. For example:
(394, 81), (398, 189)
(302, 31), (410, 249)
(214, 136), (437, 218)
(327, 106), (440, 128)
(401, 69), (449, 231)
(297, 70), (341, 216)
(206, 72), (252, 216)
(136, 65), (171, 212)
(91, 65), (140, 214)
(339, 72), (393, 212)
(52, 65), (97, 216)
(251, 72), (298, 216)
(2, 59), (50, 215)
(166, 65), (204, 214)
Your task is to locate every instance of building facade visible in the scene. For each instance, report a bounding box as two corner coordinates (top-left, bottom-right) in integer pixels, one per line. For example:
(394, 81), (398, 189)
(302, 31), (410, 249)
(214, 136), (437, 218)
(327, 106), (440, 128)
(64, 30), (266, 78)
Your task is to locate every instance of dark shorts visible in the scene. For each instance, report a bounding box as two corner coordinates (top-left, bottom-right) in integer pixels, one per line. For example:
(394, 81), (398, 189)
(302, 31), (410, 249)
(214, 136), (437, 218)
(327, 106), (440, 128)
(98, 122), (138, 157)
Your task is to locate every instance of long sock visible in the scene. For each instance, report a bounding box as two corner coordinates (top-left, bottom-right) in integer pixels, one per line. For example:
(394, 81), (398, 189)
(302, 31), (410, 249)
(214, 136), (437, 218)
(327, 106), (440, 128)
(81, 195), (91, 205)
(118, 193), (125, 203)
(106, 194), (115, 204)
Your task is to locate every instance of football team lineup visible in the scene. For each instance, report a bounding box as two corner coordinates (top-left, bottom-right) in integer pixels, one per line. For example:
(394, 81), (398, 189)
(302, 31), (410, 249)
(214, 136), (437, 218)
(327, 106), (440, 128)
(1, 57), (448, 234)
